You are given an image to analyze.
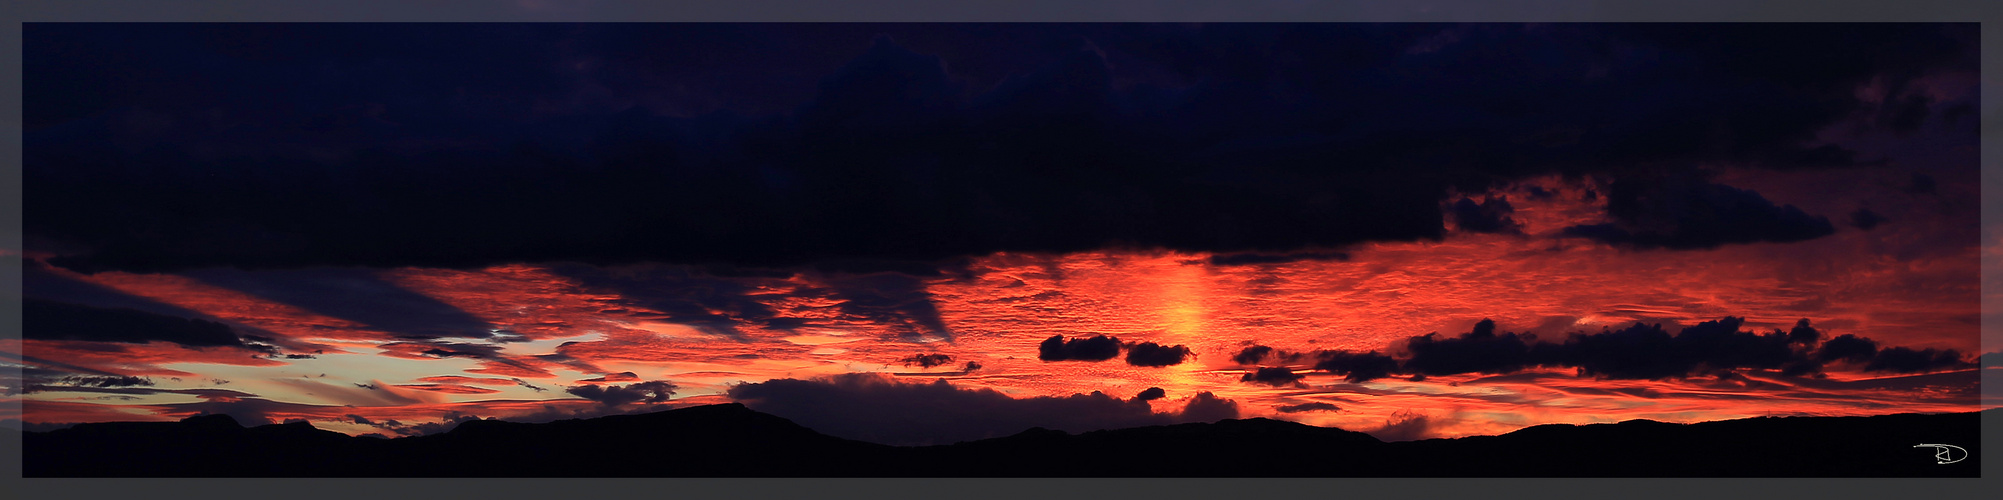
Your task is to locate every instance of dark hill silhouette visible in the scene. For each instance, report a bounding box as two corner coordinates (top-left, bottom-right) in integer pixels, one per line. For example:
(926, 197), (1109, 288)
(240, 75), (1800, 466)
(908, 416), (1392, 476)
(21, 403), (1982, 477)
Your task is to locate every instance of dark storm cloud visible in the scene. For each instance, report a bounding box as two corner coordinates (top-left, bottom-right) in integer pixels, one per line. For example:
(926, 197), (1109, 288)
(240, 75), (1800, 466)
(547, 263), (791, 338)
(1369, 410), (1441, 442)
(9, 375), (160, 395)
(1311, 351), (1402, 383)
(1864, 347), (1974, 374)
(1448, 197), (1522, 234)
(386, 412), (492, 436)
(563, 262), (955, 339)
(22, 263), (224, 319)
(1850, 208), (1887, 230)
(1, 353), (131, 381)
(1179, 392), (1242, 423)
(900, 353), (955, 368)
(1134, 387), (1166, 401)
(381, 341), (505, 359)
(565, 380), (679, 406)
(1038, 335), (1122, 362)
(1532, 318), (1812, 379)
(24, 24), (1972, 273)
(1402, 319), (1536, 376)
(727, 373), (1240, 446)
(1814, 334), (1879, 363)
(1383, 318), (1964, 380)
(1240, 367), (1306, 387)
(1204, 251), (1350, 266)
(1123, 342), (1193, 367)
(1562, 176), (1836, 250)
(181, 268), (495, 339)
(1784, 319), (1822, 345)
(1210, 316), (1962, 385)
(54, 375), (153, 388)
(1275, 402), (1341, 413)
(23, 298), (245, 347)
(823, 273), (953, 339)
(11, 384), (255, 399)
(1232, 345), (1275, 365)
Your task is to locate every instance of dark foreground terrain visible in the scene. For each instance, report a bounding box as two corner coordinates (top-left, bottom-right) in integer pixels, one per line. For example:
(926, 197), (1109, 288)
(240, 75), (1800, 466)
(21, 403), (1982, 477)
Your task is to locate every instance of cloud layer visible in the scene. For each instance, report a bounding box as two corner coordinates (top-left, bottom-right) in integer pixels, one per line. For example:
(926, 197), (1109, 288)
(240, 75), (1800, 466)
(24, 24), (1973, 272)
(727, 373), (1239, 446)
(24, 298), (246, 347)
(1239, 317), (1975, 385)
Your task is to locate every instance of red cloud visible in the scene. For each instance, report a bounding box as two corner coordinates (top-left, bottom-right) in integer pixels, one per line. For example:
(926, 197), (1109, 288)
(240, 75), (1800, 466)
(394, 384), (502, 395)
(576, 372), (640, 383)
(414, 376), (518, 386)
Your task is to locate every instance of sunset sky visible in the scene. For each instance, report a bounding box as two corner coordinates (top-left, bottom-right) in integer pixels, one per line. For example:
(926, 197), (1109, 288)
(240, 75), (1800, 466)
(9, 23), (1993, 446)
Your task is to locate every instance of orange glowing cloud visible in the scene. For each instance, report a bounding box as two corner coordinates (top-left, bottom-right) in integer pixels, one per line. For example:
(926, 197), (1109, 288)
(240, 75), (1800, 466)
(413, 376), (519, 386)
(378, 265), (660, 340)
(12, 174), (1983, 442)
(47, 268), (388, 342)
(14, 339), (286, 377)
(395, 384), (502, 395)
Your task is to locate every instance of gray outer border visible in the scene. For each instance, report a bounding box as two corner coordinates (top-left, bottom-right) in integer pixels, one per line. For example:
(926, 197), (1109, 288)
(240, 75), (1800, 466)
(1, 1), (1995, 498)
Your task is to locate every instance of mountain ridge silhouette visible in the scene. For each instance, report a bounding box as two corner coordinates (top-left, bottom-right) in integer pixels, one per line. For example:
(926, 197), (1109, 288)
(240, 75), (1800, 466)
(22, 403), (1983, 477)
